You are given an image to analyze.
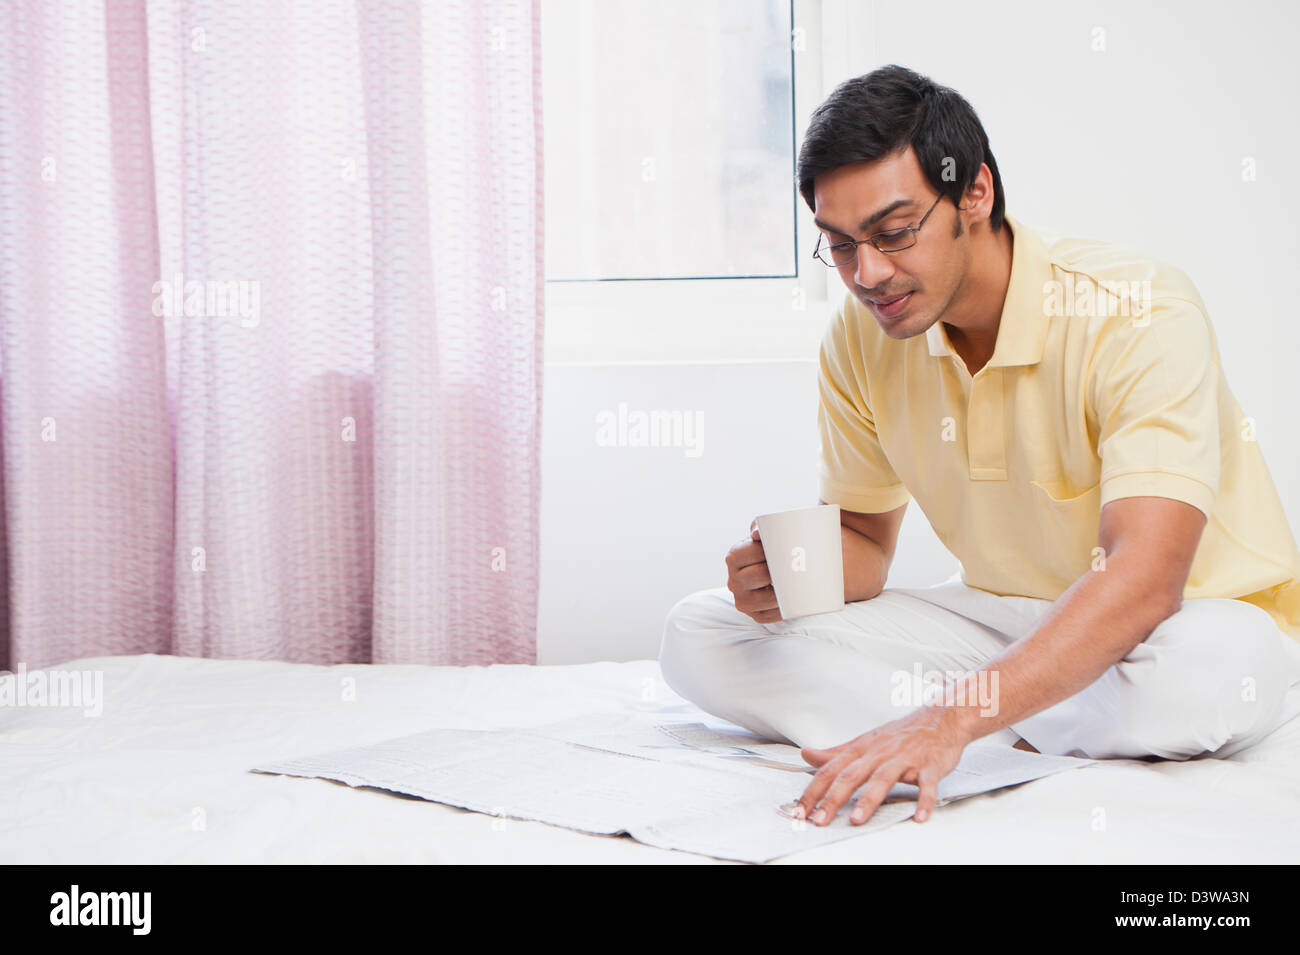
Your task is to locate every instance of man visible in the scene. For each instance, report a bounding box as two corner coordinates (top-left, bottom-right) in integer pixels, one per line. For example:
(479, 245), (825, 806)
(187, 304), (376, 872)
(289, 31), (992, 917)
(658, 65), (1300, 829)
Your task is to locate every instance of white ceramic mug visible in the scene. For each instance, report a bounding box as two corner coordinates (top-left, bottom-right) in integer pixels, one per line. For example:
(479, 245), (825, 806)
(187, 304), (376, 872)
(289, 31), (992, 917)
(754, 504), (845, 619)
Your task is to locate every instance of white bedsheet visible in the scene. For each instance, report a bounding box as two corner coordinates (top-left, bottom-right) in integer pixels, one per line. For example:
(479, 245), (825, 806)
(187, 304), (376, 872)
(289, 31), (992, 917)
(2, 653), (1298, 863)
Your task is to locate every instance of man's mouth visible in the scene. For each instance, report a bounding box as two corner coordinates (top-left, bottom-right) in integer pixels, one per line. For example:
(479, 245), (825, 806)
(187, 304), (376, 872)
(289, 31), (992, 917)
(865, 290), (915, 319)
(868, 291), (911, 306)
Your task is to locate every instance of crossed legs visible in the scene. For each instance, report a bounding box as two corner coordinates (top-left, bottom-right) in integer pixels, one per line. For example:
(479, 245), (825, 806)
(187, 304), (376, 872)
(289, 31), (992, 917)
(658, 581), (1300, 759)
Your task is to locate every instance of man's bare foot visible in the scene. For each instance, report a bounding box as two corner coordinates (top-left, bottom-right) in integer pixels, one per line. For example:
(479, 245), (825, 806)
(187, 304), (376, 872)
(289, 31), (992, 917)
(1012, 737), (1039, 753)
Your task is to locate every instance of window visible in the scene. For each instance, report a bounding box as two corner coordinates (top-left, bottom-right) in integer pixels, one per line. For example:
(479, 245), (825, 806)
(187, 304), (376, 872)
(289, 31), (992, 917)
(542, 0), (851, 363)
(543, 0), (796, 281)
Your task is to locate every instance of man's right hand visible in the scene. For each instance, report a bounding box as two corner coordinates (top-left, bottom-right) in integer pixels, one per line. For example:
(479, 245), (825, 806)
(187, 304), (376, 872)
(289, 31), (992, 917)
(724, 519), (783, 624)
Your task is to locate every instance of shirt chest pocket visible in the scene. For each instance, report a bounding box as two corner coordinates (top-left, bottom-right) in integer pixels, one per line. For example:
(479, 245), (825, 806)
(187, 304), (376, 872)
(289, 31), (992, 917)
(1028, 479), (1102, 564)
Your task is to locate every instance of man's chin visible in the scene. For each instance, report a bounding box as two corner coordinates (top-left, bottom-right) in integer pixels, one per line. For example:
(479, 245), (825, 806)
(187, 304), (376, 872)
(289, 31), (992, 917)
(876, 309), (923, 338)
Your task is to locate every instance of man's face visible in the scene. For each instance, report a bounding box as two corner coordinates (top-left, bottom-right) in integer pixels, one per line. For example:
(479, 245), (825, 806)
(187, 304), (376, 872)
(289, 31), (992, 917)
(812, 147), (968, 339)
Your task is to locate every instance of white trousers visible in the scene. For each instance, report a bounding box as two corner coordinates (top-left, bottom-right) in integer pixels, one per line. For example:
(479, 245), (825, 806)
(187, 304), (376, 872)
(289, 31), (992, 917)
(658, 580), (1300, 759)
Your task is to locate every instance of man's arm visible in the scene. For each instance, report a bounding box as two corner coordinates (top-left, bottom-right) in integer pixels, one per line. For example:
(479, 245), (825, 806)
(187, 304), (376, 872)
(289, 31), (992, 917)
(820, 498), (907, 603)
(792, 493), (1208, 828)
(937, 494), (1208, 743)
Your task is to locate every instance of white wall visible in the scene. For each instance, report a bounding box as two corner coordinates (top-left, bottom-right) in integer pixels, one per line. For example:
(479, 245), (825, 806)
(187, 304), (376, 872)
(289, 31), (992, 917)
(538, 0), (1300, 663)
(536, 360), (959, 663)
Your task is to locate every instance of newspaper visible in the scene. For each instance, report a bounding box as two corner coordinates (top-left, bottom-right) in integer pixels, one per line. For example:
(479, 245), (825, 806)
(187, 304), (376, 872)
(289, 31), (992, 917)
(252, 713), (1095, 863)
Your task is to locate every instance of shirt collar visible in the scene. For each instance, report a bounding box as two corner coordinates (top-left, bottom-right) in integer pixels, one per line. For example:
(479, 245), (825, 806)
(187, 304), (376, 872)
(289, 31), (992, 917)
(924, 212), (1053, 368)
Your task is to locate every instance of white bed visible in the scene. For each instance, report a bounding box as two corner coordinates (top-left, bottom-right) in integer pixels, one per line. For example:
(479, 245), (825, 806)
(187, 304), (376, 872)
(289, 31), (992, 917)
(3, 653), (1297, 864)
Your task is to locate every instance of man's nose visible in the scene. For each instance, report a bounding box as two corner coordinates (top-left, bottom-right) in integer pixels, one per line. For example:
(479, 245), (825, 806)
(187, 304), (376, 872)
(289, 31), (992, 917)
(853, 242), (896, 291)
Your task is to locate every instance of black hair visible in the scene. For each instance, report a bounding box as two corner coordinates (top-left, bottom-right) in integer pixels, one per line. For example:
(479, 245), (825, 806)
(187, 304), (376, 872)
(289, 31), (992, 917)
(797, 64), (1005, 234)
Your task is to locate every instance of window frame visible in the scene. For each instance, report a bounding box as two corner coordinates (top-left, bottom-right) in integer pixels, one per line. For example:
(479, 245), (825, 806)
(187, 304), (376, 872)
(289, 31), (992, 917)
(544, 0), (873, 364)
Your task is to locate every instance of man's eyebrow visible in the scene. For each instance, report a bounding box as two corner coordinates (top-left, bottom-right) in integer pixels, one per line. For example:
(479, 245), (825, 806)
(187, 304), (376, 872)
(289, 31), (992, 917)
(813, 199), (915, 236)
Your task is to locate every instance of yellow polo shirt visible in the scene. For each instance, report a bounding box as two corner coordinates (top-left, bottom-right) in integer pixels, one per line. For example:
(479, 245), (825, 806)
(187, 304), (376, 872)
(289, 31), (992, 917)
(817, 212), (1300, 642)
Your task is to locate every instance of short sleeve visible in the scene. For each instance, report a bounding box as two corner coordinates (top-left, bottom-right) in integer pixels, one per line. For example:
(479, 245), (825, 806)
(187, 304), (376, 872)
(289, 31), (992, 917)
(1092, 301), (1220, 520)
(816, 302), (911, 513)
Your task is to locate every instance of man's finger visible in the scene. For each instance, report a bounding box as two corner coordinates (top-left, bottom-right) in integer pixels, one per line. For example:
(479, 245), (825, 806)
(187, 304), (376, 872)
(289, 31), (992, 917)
(846, 758), (908, 826)
(734, 562), (773, 591)
(735, 583), (780, 616)
(799, 747), (837, 768)
(798, 741), (850, 768)
(791, 751), (858, 820)
(810, 751), (892, 826)
(914, 765), (940, 823)
(801, 727), (879, 768)
(727, 539), (766, 572)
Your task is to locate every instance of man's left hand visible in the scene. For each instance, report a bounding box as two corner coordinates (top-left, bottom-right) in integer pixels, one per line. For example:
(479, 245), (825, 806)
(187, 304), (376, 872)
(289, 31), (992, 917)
(790, 704), (972, 826)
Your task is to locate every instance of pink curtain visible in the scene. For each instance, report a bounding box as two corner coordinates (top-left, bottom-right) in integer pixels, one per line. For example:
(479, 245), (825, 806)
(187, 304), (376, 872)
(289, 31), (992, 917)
(0, 0), (543, 669)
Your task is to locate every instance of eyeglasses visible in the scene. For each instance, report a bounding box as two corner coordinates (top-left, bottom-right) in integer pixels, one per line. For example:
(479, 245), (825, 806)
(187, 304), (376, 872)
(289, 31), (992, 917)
(812, 193), (947, 267)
